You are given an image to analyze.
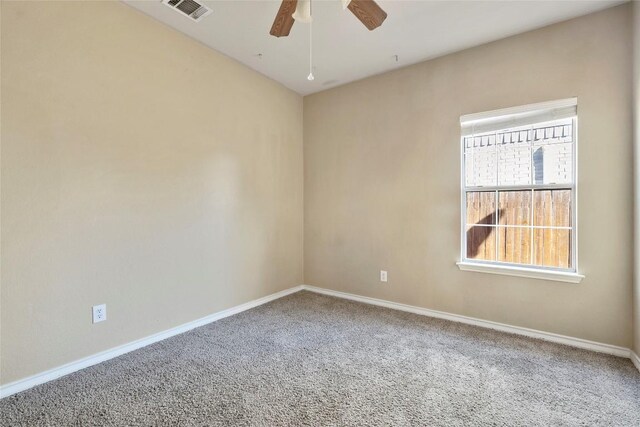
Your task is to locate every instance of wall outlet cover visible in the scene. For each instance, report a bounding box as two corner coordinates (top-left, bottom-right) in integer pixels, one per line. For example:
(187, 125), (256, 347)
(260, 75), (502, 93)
(92, 304), (107, 323)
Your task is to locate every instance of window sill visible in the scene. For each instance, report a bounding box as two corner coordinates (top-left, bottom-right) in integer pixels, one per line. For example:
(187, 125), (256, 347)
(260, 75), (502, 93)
(456, 261), (584, 283)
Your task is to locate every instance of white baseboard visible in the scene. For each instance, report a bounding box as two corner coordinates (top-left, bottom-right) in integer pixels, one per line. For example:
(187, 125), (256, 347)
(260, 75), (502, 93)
(0, 285), (304, 399)
(2, 283), (637, 399)
(301, 285), (633, 360)
(632, 351), (640, 373)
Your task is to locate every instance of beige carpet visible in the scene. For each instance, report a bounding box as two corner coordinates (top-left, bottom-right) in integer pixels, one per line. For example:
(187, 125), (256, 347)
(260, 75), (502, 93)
(1, 291), (639, 426)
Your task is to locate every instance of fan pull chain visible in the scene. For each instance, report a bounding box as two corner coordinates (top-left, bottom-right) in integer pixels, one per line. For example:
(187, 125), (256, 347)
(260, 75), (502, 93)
(307, 0), (314, 81)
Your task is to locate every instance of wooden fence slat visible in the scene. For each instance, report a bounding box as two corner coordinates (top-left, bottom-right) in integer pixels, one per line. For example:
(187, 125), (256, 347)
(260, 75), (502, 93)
(466, 189), (570, 268)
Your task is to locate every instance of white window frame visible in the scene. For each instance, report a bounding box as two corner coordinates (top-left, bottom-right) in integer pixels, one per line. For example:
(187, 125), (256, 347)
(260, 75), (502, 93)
(457, 98), (584, 283)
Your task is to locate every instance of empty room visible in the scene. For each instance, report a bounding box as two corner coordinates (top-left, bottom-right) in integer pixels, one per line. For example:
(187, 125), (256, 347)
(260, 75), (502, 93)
(1, 0), (639, 425)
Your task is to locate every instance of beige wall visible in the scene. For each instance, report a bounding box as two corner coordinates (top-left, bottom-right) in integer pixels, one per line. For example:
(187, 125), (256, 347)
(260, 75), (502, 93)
(304, 5), (633, 348)
(634, 1), (640, 356)
(0, 1), (303, 384)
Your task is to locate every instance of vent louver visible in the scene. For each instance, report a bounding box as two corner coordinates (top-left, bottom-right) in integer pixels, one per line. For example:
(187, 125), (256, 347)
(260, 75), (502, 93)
(162, 0), (212, 22)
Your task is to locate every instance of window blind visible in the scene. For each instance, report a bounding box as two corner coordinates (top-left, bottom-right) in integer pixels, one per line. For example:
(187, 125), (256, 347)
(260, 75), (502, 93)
(460, 98), (577, 137)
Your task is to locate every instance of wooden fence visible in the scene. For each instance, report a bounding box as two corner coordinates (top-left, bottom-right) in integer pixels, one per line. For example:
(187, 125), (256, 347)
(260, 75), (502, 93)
(466, 190), (571, 268)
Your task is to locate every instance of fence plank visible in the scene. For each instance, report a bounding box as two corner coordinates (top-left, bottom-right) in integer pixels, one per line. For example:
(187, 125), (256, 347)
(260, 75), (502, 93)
(467, 189), (570, 268)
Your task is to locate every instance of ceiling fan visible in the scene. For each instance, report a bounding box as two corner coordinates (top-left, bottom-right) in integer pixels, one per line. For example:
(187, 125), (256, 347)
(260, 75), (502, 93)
(270, 0), (387, 37)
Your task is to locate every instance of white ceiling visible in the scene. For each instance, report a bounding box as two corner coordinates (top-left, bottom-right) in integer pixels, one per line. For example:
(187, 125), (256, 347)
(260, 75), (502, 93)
(124, 0), (625, 95)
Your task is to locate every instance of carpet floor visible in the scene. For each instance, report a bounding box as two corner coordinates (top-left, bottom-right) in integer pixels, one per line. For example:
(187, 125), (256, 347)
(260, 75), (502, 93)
(1, 290), (639, 426)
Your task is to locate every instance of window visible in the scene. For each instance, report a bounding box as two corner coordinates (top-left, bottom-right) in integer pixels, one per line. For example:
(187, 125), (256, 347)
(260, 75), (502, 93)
(458, 99), (583, 283)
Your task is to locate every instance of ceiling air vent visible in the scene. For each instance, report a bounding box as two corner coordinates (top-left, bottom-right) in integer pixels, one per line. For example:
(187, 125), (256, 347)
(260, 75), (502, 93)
(162, 0), (212, 22)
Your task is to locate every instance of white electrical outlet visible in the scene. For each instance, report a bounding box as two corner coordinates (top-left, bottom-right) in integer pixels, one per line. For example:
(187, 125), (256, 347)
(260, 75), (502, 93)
(92, 304), (107, 323)
(380, 270), (388, 282)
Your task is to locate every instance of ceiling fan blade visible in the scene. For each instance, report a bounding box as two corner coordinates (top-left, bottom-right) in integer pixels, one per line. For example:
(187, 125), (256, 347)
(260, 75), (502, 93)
(270, 0), (298, 37)
(347, 0), (387, 31)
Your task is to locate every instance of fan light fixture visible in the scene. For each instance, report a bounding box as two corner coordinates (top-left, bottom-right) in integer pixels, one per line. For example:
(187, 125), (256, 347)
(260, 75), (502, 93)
(292, 0), (312, 23)
(269, 0), (388, 82)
